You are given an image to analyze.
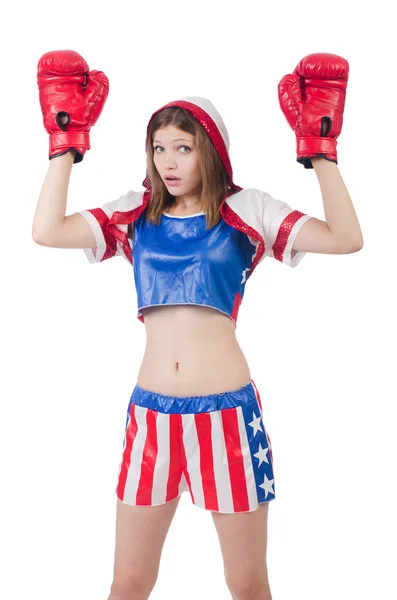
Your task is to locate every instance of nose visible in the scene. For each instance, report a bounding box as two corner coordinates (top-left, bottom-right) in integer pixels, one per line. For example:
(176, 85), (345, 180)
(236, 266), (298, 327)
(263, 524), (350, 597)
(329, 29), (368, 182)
(164, 156), (177, 168)
(158, 149), (177, 168)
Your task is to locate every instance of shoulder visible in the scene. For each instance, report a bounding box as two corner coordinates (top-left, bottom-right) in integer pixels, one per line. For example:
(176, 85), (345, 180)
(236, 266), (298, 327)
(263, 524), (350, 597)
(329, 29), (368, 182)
(102, 189), (146, 216)
(225, 188), (268, 213)
(224, 188), (267, 228)
(225, 187), (298, 222)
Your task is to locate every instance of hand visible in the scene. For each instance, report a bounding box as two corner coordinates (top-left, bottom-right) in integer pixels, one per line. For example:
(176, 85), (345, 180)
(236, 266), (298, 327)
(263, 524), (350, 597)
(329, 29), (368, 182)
(37, 49), (109, 163)
(278, 53), (349, 168)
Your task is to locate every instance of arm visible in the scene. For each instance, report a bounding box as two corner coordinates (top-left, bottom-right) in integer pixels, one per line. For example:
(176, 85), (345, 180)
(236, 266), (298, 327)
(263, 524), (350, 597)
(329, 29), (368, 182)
(292, 158), (364, 254)
(32, 151), (96, 249)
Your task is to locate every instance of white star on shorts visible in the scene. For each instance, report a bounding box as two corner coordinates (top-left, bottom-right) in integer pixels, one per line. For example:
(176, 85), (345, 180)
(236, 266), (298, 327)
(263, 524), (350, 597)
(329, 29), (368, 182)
(253, 442), (270, 466)
(259, 474), (275, 498)
(249, 413), (263, 436)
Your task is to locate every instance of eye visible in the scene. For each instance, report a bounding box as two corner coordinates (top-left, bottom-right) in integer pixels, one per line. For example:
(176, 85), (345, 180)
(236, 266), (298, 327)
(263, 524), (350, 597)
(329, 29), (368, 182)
(153, 145), (191, 153)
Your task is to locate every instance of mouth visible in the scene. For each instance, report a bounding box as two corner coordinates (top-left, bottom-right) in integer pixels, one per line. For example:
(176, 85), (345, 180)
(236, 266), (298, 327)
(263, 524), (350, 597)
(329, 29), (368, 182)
(164, 176), (182, 186)
(164, 176), (181, 181)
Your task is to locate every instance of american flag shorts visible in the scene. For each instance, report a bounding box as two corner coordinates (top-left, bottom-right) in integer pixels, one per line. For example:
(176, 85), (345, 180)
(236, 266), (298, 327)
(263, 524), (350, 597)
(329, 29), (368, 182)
(115, 378), (275, 513)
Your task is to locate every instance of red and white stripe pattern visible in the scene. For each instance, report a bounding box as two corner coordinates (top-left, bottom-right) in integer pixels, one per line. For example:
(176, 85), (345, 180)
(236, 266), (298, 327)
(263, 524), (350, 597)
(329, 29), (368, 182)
(116, 381), (275, 513)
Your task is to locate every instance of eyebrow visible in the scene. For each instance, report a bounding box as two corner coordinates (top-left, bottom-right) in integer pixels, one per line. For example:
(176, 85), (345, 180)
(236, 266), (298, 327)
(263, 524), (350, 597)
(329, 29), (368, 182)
(153, 138), (193, 144)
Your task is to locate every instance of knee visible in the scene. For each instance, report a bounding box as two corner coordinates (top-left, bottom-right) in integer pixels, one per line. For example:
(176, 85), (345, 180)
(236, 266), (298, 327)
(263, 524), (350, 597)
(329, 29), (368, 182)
(225, 570), (272, 600)
(107, 575), (157, 600)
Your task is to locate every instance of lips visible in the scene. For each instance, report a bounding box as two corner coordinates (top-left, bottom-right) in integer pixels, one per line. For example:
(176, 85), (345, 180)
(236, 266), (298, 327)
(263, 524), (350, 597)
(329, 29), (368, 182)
(164, 176), (180, 181)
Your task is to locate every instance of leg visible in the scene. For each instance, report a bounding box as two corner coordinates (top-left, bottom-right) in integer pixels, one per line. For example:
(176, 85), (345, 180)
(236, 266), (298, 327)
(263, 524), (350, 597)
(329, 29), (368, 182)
(107, 495), (181, 600)
(211, 502), (272, 600)
(108, 388), (189, 598)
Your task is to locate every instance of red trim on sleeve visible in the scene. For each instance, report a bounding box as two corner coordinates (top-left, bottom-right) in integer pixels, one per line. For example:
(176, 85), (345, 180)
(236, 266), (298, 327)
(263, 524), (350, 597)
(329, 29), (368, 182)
(87, 208), (118, 260)
(89, 191), (151, 264)
(272, 210), (305, 263)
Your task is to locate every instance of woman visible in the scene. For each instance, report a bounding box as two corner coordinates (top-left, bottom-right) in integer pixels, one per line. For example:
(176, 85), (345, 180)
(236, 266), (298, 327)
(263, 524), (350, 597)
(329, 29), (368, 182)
(33, 50), (363, 600)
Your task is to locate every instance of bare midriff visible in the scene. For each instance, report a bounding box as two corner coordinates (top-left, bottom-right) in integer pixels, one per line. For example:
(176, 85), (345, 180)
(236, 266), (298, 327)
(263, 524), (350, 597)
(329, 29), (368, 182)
(136, 305), (251, 397)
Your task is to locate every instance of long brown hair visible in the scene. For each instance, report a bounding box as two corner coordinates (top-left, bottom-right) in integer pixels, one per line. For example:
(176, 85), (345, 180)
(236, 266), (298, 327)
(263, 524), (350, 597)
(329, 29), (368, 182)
(144, 107), (232, 229)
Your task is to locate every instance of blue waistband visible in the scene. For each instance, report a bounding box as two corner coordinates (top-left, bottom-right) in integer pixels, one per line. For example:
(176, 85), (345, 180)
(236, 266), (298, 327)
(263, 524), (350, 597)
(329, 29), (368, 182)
(130, 380), (256, 414)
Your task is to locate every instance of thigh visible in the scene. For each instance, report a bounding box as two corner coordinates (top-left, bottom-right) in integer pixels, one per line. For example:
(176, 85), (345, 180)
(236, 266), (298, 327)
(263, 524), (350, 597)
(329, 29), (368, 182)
(211, 502), (270, 579)
(112, 495), (181, 587)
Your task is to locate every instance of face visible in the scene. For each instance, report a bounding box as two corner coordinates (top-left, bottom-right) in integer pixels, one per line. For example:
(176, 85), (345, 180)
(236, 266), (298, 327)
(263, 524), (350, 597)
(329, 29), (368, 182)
(152, 125), (202, 199)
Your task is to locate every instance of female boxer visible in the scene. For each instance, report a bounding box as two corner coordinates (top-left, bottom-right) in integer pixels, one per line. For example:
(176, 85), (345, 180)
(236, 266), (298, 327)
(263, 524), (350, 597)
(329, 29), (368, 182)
(33, 50), (363, 600)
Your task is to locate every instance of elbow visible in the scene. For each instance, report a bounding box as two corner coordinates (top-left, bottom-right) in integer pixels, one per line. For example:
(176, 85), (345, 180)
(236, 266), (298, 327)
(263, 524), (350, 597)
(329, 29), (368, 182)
(32, 231), (51, 246)
(32, 230), (42, 244)
(343, 239), (364, 254)
(353, 236), (364, 251)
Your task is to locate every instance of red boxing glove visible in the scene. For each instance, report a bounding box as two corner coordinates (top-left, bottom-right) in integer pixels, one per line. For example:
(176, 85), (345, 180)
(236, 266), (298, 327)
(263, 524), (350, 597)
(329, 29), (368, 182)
(278, 53), (349, 168)
(37, 50), (109, 163)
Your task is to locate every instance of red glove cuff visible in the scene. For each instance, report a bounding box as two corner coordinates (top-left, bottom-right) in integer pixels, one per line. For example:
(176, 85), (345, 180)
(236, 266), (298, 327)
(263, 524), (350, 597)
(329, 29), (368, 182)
(49, 132), (90, 161)
(296, 137), (337, 156)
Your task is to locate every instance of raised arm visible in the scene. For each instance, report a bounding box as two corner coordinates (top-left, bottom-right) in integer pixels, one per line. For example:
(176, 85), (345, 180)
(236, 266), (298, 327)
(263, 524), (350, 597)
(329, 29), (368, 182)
(32, 49), (109, 250)
(32, 151), (96, 249)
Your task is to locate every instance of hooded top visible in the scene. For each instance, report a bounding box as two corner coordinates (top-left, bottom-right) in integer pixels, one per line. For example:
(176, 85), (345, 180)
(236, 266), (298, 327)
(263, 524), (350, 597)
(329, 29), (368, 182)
(79, 97), (314, 326)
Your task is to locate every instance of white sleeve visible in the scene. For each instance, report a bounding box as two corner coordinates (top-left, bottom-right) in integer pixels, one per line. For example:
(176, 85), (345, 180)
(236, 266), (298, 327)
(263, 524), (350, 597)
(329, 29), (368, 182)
(258, 190), (314, 267)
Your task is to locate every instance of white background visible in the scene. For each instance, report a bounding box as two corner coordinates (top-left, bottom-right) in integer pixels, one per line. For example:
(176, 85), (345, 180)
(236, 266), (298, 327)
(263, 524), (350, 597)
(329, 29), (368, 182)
(1, 1), (395, 599)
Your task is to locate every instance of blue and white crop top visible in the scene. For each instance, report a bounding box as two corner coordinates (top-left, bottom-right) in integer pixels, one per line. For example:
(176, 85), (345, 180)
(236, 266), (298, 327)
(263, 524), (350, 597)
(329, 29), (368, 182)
(132, 210), (257, 325)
